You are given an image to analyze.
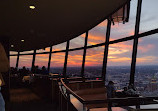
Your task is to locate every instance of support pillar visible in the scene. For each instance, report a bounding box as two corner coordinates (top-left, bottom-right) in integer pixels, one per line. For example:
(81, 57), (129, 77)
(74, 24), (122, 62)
(130, 0), (142, 85)
(63, 41), (69, 79)
(102, 19), (111, 82)
(31, 50), (36, 72)
(81, 31), (88, 79)
(47, 46), (52, 73)
(16, 51), (20, 69)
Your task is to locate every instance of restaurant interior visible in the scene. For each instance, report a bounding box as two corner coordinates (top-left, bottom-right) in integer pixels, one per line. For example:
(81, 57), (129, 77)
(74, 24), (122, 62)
(1, 0), (158, 111)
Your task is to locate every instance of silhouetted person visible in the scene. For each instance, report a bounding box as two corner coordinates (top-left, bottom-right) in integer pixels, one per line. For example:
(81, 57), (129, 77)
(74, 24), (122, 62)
(107, 81), (116, 98)
(21, 66), (28, 76)
(106, 81), (116, 111)
(126, 84), (138, 96)
(31, 65), (36, 73)
(35, 66), (40, 74)
(122, 87), (128, 97)
(41, 66), (48, 75)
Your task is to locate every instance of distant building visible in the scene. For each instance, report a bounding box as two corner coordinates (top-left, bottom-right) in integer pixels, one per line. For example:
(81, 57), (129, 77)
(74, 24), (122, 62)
(147, 77), (157, 92)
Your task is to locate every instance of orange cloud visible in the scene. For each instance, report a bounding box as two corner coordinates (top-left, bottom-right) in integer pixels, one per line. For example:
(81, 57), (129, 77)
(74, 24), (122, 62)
(109, 49), (129, 55)
(129, 30), (135, 36)
(108, 42), (132, 56)
(98, 20), (107, 27)
(51, 53), (65, 67)
(88, 34), (105, 41)
(109, 57), (131, 62)
(19, 55), (33, 68)
(137, 56), (158, 63)
(138, 44), (155, 53)
(10, 56), (17, 67)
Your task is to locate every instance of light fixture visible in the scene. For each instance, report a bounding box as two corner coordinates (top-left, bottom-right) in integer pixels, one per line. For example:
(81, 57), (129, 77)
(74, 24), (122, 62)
(29, 6), (35, 10)
(11, 45), (14, 47)
(21, 40), (25, 42)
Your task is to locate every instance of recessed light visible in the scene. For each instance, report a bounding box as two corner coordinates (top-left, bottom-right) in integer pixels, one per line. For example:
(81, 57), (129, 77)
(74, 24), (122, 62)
(29, 6), (35, 9)
(11, 45), (14, 47)
(21, 40), (25, 42)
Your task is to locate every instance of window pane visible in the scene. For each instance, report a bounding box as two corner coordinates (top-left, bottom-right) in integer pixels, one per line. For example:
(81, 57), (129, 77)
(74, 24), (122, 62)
(36, 47), (50, 53)
(110, 0), (137, 40)
(10, 51), (18, 55)
(35, 54), (49, 68)
(53, 42), (66, 51)
(136, 34), (158, 96)
(20, 50), (34, 54)
(140, 0), (158, 33)
(67, 50), (83, 77)
(106, 40), (133, 89)
(19, 55), (33, 68)
(10, 56), (17, 67)
(84, 47), (104, 78)
(69, 34), (85, 49)
(87, 20), (107, 46)
(50, 52), (65, 74)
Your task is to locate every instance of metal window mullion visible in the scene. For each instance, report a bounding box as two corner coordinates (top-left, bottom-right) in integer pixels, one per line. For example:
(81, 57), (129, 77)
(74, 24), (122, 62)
(102, 19), (111, 82)
(16, 51), (20, 68)
(63, 40), (70, 79)
(47, 46), (53, 73)
(81, 31), (88, 78)
(130, 0), (142, 85)
(31, 49), (36, 70)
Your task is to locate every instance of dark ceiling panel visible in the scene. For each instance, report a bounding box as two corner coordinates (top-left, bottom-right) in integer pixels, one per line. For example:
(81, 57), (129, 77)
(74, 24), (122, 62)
(0, 0), (129, 51)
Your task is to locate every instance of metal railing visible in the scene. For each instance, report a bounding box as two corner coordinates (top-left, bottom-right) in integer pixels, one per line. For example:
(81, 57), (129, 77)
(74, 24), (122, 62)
(58, 78), (158, 111)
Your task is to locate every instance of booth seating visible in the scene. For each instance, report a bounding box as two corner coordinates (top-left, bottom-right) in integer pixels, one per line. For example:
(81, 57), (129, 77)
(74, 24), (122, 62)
(75, 87), (108, 109)
(65, 80), (158, 110)
(66, 80), (108, 109)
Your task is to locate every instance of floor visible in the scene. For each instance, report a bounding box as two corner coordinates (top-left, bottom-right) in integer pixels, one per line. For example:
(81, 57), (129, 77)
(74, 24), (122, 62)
(10, 88), (58, 111)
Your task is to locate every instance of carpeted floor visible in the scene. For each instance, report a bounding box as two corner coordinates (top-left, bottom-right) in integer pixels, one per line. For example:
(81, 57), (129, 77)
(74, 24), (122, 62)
(10, 88), (58, 111)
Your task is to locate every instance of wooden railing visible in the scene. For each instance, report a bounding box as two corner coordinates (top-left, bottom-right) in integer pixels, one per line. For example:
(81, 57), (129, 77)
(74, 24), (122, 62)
(59, 78), (158, 111)
(59, 78), (108, 111)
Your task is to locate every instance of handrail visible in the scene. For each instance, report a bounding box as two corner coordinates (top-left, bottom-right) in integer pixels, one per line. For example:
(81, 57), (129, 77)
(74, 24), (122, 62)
(60, 78), (109, 105)
(59, 78), (158, 111)
(60, 78), (158, 106)
(60, 78), (85, 103)
(59, 83), (69, 100)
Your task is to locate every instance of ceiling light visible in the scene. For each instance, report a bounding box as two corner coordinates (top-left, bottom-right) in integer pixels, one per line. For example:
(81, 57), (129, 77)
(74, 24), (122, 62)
(29, 6), (35, 9)
(11, 45), (14, 47)
(21, 40), (25, 42)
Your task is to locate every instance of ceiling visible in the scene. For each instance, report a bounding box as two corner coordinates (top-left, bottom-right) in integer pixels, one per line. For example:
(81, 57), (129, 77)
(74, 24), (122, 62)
(0, 0), (129, 52)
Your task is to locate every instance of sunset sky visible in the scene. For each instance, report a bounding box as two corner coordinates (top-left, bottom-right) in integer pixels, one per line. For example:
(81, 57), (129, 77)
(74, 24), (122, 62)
(10, 0), (158, 68)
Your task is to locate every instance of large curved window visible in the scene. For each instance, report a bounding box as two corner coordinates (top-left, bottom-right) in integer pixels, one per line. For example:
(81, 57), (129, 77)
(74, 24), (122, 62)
(53, 42), (66, 51)
(8, 0), (158, 99)
(139, 0), (158, 33)
(10, 51), (18, 67)
(10, 51), (18, 55)
(10, 56), (17, 67)
(20, 50), (34, 54)
(84, 47), (104, 78)
(106, 40), (133, 89)
(135, 34), (158, 96)
(87, 20), (107, 46)
(110, 0), (137, 41)
(19, 55), (33, 68)
(67, 50), (83, 77)
(36, 47), (50, 53)
(69, 34), (85, 49)
(35, 54), (49, 68)
(50, 52), (65, 74)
